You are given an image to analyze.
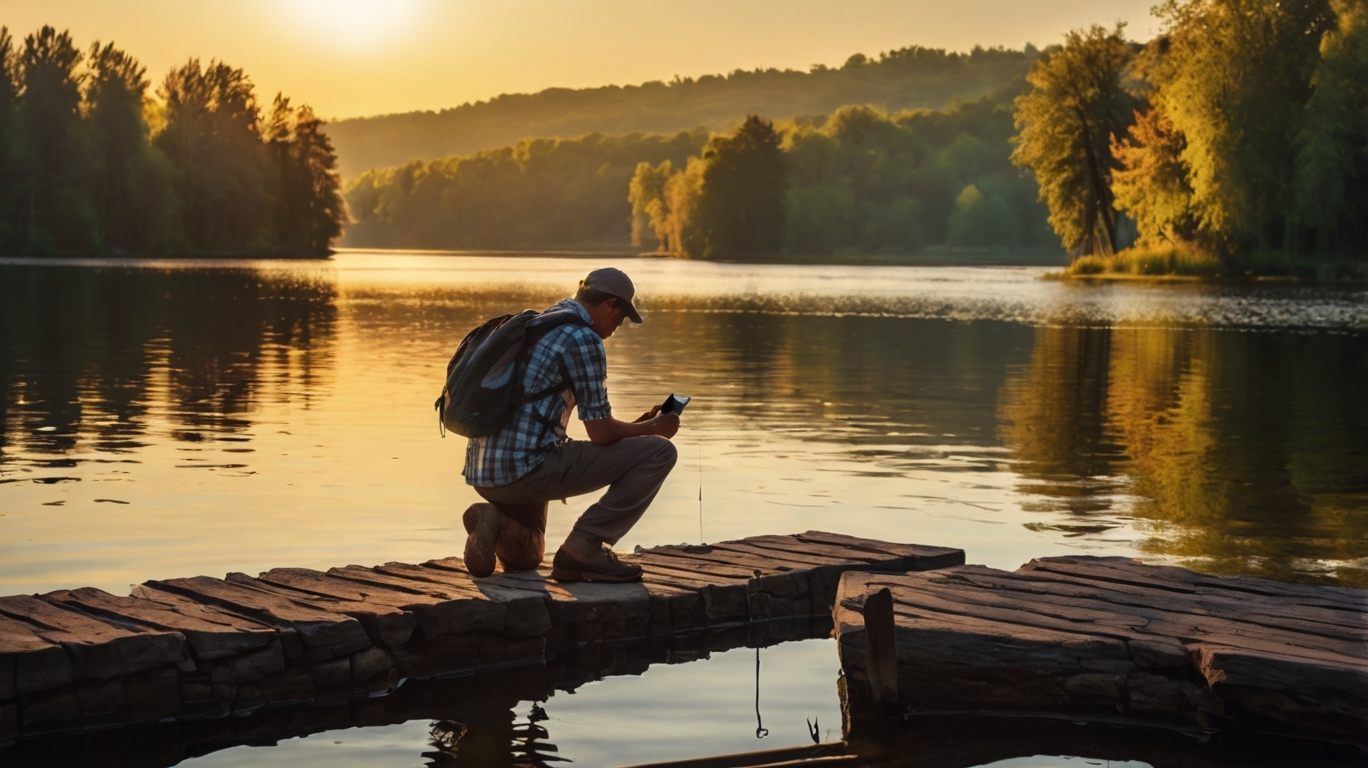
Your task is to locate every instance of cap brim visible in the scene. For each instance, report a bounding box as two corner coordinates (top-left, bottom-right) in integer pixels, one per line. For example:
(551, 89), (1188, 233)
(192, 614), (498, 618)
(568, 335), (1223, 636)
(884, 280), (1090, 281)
(625, 303), (643, 324)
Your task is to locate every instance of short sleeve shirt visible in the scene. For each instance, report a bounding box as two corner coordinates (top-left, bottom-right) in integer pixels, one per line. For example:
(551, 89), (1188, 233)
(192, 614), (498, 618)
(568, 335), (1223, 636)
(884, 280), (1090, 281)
(462, 299), (612, 487)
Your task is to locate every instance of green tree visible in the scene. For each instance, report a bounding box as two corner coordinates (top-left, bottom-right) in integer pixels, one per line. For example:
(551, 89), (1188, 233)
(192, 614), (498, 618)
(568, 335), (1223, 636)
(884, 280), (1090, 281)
(1111, 107), (1196, 247)
(861, 196), (924, 252)
(18, 26), (97, 253)
(264, 95), (345, 255)
(85, 40), (179, 252)
(156, 59), (269, 252)
(694, 115), (787, 258)
(1291, 0), (1368, 254)
(785, 182), (855, 254)
(345, 129), (705, 250)
(1149, 0), (1335, 253)
(947, 183), (1019, 249)
(663, 157), (707, 258)
(0, 28), (22, 246)
(628, 159), (673, 250)
(1012, 24), (1137, 256)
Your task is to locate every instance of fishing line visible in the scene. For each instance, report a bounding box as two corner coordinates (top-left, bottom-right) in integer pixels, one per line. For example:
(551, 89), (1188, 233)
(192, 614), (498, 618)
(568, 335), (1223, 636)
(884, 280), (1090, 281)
(698, 436), (704, 544)
(754, 646), (768, 738)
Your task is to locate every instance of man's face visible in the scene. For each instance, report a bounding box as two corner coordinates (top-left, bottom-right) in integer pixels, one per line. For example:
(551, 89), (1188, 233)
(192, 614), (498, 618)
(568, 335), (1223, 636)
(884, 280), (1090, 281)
(589, 300), (629, 339)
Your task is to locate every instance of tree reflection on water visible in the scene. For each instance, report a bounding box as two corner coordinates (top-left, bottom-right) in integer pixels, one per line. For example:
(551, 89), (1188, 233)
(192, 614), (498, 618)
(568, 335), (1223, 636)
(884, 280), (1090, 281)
(0, 263), (336, 461)
(2, 259), (1365, 591)
(1002, 325), (1368, 586)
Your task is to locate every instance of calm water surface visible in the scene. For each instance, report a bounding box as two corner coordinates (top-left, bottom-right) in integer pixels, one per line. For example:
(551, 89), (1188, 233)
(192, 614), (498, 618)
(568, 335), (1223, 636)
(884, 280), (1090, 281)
(2, 253), (1366, 766)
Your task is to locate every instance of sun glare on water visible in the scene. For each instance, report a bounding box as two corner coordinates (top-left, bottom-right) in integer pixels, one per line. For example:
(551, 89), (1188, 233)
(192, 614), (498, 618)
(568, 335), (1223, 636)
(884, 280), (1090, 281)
(278, 0), (429, 52)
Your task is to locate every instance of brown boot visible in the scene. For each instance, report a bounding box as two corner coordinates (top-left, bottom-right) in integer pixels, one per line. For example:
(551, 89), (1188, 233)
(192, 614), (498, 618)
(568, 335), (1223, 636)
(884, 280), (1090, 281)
(550, 545), (643, 583)
(462, 503), (501, 578)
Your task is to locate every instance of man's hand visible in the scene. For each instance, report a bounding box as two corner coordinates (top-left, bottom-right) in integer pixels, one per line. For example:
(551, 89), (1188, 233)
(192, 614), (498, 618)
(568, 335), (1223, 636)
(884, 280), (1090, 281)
(649, 412), (680, 439)
(585, 407), (680, 445)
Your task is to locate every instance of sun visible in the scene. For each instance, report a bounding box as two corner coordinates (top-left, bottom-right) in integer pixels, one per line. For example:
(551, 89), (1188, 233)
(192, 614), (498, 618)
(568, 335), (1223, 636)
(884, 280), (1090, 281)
(278, 0), (430, 53)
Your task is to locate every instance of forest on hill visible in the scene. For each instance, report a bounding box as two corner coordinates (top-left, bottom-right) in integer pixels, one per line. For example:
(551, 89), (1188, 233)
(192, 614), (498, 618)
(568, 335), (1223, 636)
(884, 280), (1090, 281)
(0, 26), (345, 257)
(341, 95), (1053, 255)
(349, 0), (1368, 273)
(325, 45), (1038, 178)
(343, 130), (710, 250)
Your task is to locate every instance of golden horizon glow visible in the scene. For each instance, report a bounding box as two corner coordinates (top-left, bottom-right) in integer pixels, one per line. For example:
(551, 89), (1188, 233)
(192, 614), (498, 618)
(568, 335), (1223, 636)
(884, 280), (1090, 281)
(274, 0), (433, 54)
(3, 0), (1159, 120)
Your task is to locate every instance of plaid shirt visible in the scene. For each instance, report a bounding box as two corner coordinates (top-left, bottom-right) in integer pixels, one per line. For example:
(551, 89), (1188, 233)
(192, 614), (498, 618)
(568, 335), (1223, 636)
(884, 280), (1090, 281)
(463, 299), (612, 487)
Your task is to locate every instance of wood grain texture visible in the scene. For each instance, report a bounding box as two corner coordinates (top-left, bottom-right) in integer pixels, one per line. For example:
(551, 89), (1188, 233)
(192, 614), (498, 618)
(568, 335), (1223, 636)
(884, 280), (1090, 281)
(0, 531), (960, 743)
(835, 556), (1368, 742)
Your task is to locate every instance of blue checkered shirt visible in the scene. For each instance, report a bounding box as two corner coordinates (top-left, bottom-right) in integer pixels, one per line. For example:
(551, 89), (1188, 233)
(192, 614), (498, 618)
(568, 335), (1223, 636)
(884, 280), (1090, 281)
(463, 299), (612, 487)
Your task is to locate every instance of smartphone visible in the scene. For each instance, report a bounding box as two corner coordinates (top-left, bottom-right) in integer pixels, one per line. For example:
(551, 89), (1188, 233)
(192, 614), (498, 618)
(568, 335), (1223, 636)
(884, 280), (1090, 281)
(660, 394), (691, 415)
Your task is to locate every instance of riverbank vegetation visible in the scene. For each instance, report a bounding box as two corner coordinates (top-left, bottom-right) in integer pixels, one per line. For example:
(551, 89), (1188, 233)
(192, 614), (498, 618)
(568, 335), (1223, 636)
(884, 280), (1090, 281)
(325, 45), (1038, 178)
(0, 25), (345, 257)
(1013, 0), (1368, 278)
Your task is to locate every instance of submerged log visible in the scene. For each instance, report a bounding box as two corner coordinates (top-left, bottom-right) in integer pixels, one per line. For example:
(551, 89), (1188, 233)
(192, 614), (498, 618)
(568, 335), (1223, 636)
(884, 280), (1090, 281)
(834, 556), (1368, 745)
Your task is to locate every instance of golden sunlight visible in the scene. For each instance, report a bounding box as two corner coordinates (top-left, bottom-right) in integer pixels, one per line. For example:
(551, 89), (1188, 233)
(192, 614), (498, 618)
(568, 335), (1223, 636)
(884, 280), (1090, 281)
(276, 0), (430, 52)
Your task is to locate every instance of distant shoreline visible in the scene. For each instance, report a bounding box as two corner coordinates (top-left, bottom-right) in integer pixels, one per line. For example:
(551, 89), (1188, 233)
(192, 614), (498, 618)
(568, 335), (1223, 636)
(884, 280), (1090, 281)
(0, 247), (1071, 269)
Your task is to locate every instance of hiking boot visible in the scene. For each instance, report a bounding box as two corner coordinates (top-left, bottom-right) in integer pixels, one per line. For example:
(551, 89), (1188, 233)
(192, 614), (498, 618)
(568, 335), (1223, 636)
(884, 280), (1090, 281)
(462, 503), (501, 578)
(550, 545), (643, 583)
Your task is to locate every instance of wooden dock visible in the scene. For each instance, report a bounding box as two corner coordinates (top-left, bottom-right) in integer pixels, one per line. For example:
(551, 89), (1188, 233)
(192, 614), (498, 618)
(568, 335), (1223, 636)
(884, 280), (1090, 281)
(0, 531), (963, 745)
(834, 556), (1368, 746)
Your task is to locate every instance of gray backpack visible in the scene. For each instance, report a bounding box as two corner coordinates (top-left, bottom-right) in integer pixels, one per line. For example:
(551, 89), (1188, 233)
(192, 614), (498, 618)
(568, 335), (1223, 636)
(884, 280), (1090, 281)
(435, 309), (588, 438)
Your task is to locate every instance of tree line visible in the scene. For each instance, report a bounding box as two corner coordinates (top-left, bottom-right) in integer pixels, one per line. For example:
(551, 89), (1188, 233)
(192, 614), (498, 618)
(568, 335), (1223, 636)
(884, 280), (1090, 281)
(630, 101), (1053, 258)
(1012, 0), (1368, 271)
(343, 130), (709, 249)
(326, 45), (1038, 178)
(0, 26), (345, 257)
(343, 95), (1055, 257)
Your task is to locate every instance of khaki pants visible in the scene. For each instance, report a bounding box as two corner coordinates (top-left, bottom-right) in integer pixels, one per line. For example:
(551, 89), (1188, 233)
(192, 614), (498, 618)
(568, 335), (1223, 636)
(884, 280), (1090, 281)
(475, 435), (678, 569)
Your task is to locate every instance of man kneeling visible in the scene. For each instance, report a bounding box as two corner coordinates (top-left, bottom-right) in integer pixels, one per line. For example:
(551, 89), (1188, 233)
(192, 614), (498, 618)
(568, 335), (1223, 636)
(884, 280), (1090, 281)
(460, 267), (679, 582)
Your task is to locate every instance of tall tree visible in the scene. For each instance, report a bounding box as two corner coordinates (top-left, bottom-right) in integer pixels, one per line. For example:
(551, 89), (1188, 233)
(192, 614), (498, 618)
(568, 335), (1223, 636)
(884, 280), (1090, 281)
(18, 26), (96, 253)
(264, 95), (345, 255)
(156, 59), (268, 252)
(627, 159), (672, 250)
(1291, 0), (1368, 254)
(694, 115), (787, 258)
(1012, 24), (1137, 256)
(1149, 0), (1336, 253)
(1110, 106), (1196, 247)
(85, 40), (178, 251)
(0, 28), (21, 246)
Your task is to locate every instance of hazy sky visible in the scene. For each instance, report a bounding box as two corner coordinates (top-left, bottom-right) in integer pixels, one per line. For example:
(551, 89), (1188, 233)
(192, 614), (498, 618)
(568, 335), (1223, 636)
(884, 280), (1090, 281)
(4, 1), (1160, 119)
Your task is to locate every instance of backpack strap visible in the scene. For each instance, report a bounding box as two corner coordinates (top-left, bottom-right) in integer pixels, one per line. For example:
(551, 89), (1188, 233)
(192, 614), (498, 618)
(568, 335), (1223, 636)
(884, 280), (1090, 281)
(512, 313), (590, 438)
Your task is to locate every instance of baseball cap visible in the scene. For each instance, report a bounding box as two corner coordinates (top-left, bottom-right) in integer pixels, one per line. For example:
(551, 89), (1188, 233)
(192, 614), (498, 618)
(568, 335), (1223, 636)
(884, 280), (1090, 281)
(580, 267), (643, 323)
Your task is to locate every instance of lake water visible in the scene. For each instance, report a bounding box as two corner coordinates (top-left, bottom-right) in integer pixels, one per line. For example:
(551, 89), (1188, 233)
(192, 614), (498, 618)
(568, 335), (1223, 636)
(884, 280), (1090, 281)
(2, 253), (1366, 766)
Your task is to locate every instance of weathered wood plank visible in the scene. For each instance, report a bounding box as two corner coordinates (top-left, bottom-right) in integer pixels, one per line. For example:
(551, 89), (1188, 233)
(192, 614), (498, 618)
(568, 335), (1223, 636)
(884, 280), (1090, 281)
(862, 587), (898, 710)
(3, 530), (963, 743)
(139, 577), (370, 660)
(728, 535), (909, 566)
(0, 596), (187, 682)
(705, 540), (863, 569)
(43, 587), (277, 662)
(1025, 556), (1368, 609)
(836, 557), (1368, 742)
(374, 563), (554, 637)
(232, 570), (419, 648)
(945, 565), (1364, 635)
(0, 614), (70, 699)
(920, 568), (1367, 655)
(795, 531), (963, 567)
